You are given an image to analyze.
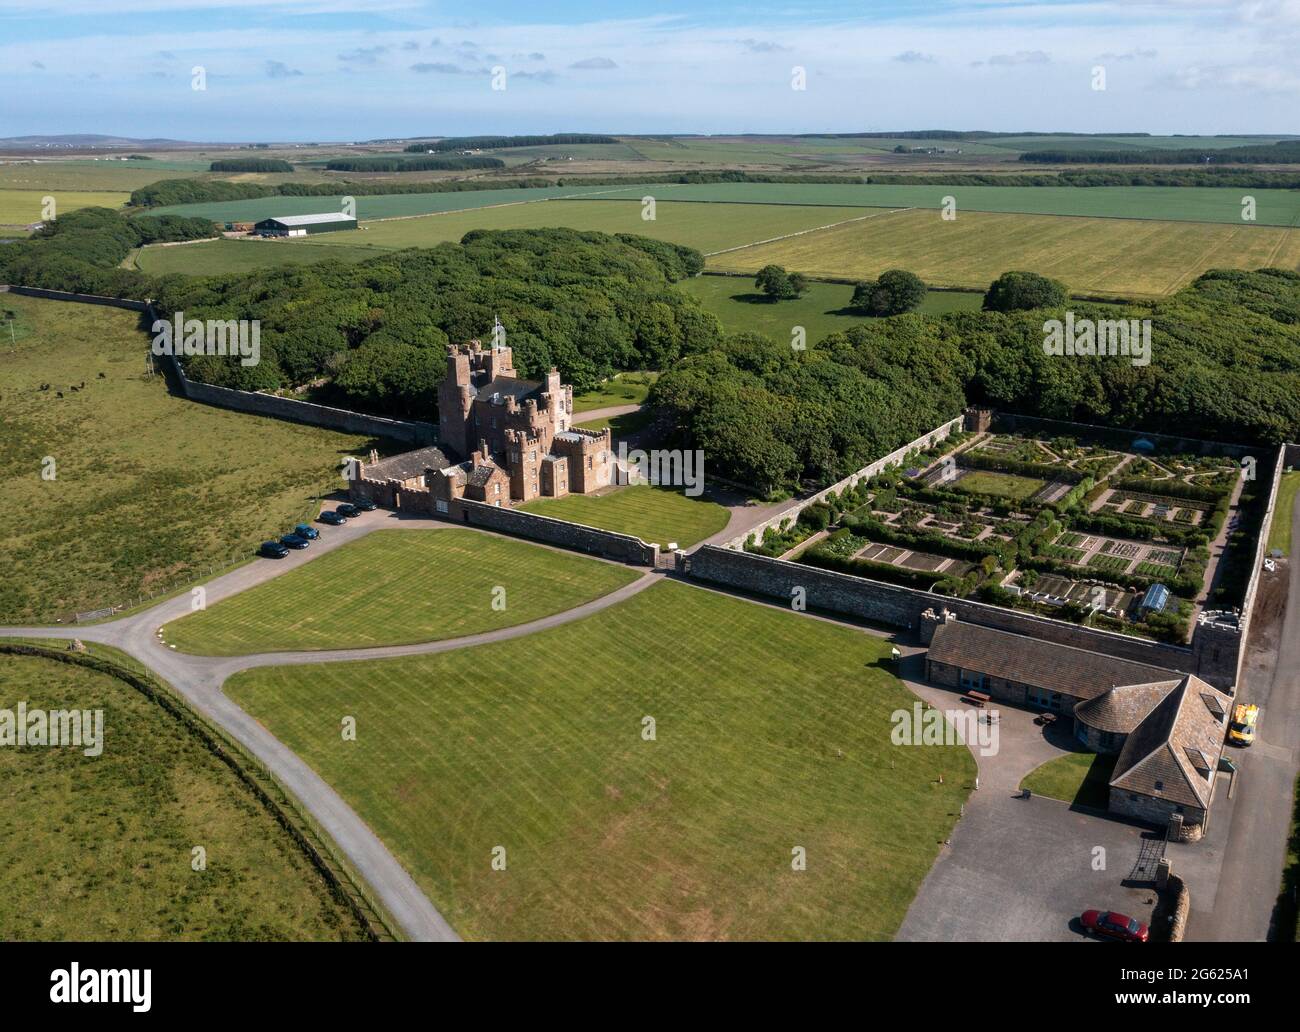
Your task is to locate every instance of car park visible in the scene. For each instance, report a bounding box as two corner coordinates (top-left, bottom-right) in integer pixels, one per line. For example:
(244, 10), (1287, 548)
(280, 534), (310, 550)
(318, 510), (347, 526)
(258, 540), (290, 559)
(294, 523), (319, 540)
(1080, 909), (1149, 943)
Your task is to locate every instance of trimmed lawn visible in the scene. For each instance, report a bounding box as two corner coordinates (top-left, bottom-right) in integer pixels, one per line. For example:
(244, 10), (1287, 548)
(677, 274), (983, 344)
(164, 529), (639, 655)
(225, 580), (974, 940)
(521, 484), (729, 548)
(0, 294), (372, 623)
(1267, 471), (1300, 556)
(1021, 750), (1118, 810)
(953, 470), (1047, 501)
(0, 651), (366, 941)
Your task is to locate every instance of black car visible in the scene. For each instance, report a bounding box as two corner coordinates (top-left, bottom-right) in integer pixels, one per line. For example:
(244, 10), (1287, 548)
(335, 502), (360, 518)
(318, 510), (347, 526)
(350, 498), (377, 512)
(259, 540), (290, 559)
(280, 533), (310, 550)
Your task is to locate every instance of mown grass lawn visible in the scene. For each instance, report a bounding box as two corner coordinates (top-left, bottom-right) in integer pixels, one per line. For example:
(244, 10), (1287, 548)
(1267, 471), (1300, 557)
(0, 294), (373, 623)
(0, 651), (366, 941)
(225, 580), (974, 940)
(954, 470), (1048, 501)
(165, 529), (639, 655)
(521, 484), (729, 548)
(1020, 750), (1118, 810)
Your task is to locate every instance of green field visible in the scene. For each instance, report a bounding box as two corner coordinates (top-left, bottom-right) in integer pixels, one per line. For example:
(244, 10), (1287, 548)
(224, 579), (974, 940)
(678, 274), (984, 343)
(954, 470), (1047, 500)
(164, 529), (639, 655)
(145, 183), (627, 221)
(583, 182), (1300, 227)
(0, 188), (130, 225)
(1020, 750), (1118, 810)
(1268, 471), (1300, 556)
(572, 372), (656, 412)
(521, 484), (729, 548)
(0, 294), (372, 623)
(0, 650), (366, 941)
(711, 207), (1300, 298)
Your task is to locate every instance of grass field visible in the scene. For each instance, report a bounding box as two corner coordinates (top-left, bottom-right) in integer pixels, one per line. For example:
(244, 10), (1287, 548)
(583, 182), (1300, 227)
(224, 579), (974, 940)
(0, 650), (366, 941)
(1268, 471), (1300, 556)
(954, 470), (1047, 500)
(678, 275), (984, 343)
(164, 529), (639, 655)
(521, 484), (729, 548)
(572, 372), (656, 412)
(710, 208), (1300, 298)
(1020, 750), (1118, 810)
(0, 294), (372, 623)
(0, 188), (130, 225)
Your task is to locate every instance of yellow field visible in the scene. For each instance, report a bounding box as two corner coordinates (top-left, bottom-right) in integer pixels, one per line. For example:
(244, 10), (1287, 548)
(708, 208), (1300, 298)
(0, 189), (129, 225)
(324, 199), (874, 256)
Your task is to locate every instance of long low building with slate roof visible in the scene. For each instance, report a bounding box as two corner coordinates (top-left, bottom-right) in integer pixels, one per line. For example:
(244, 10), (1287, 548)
(925, 616), (1232, 832)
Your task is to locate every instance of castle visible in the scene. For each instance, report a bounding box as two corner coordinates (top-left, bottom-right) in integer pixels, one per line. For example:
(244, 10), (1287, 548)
(353, 336), (613, 512)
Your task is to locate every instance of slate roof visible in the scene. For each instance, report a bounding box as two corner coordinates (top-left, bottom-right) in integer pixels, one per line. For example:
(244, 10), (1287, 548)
(364, 445), (452, 482)
(1074, 680), (1181, 734)
(1109, 675), (1231, 809)
(926, 621), (1179, 702)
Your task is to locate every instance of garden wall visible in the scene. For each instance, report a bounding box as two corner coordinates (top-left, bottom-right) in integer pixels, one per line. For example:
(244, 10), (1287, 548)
(723, 412), (967, 550)
(688, 544), (1204, 677)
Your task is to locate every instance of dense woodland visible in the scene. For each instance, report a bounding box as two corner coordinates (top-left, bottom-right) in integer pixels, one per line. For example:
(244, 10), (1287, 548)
(2, 207), (1298, 495)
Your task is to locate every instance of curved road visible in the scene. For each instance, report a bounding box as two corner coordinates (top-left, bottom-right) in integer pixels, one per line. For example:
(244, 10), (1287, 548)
(0, 509), (660, 943)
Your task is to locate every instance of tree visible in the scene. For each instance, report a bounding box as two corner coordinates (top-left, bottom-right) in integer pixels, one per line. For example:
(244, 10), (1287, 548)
(851, 269), (927, 315)
(754, 264), (805, 300)
(983, 270), (1068, 312)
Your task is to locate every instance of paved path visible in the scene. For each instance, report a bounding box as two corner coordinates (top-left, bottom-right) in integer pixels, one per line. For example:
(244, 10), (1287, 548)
(0, 508), (660, 943)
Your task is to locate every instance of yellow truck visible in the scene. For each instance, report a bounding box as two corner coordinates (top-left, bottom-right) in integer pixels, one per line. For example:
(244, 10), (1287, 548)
(1228, 704), (1259, 747)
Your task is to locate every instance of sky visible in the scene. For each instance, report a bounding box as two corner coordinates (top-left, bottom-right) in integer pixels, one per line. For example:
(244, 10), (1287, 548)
(1, 0), (1298, 140)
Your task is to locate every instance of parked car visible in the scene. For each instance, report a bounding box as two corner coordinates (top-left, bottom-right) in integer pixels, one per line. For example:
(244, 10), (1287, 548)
(293, 523), (319, 540)
(318, 510), (347, 526)
(1081, 910), (1149, 943)
(335, 502), (360, 518)
(1227, 703), (1259, 747)
(280, 533), (310, 550)
(350, 498), (377, 512)
(258, 540), (289, 559)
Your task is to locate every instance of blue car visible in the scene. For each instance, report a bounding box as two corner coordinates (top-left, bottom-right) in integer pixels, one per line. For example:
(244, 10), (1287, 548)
(280, 534), (310, 550)
(259, 540), (289, 559)
(318, 510), (347, 526)
(293, 523), (319, 540)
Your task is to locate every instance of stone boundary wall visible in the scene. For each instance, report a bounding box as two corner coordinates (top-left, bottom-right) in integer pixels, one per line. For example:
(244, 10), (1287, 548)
(723, 413), (967, 550)
(688, 544), (1197, 673)
(453, 499), (658, 566)
(2, 284), (436, 445)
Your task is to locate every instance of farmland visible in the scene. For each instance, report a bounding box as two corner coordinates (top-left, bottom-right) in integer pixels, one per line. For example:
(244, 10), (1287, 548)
(709, 208), (1300, 297)
(164, 529), (639, 655)
(0, 649), (367, 941)
(582, 182), (1300, 227)
(0, 293), (372, 623)
(677, 275), (984, 342)
(0, 188), (129, 225)
(224, 579), (973, 940)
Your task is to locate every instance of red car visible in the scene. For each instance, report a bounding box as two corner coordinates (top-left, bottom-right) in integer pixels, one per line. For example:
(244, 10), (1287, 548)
(1081, 909), (1149, 942)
